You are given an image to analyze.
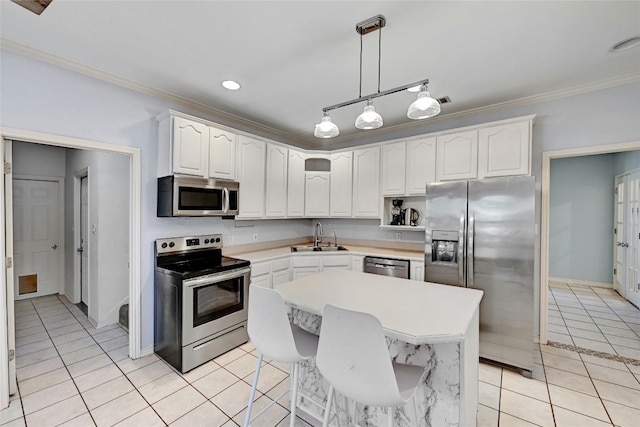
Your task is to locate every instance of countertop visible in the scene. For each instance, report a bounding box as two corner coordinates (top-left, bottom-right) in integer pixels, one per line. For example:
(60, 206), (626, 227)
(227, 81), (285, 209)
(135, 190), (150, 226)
(275, 269), (484, 345)
(227, 243), (424, 263)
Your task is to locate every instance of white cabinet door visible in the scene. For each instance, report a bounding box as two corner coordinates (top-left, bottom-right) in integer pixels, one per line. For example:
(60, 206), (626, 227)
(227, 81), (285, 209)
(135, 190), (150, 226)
(265, 144), (288, 217)
(353, 147), (381, 217)
(330, 152), (353, 217)
(436, 130), (478, 181)
(411, 260), (425, 281)
(237, 136), (266, 218)
(305, 172), (330, 217)
(287, 149), (306, 217)
(251, 274), (271, 288)
(208, 126), (236, 180)
(272, 269), (291, 286)
(478, 121), (531, 178)
(350, 255), (364, 272)
(292, 267), (321, 280)
(381, 142), (406, 196)
(172, 116), (208, 176)
(406, 137), (436, 195)
(321, 255), (350, 271)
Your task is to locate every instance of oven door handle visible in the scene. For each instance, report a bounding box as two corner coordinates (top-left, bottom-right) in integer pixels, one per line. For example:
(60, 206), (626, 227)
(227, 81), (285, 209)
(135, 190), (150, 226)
(183, 267), (251, 288)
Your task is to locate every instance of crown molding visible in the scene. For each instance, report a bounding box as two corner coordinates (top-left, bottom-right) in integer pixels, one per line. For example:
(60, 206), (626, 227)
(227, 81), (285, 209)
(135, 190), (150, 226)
(313, 72), (640, 147)
(3, 39), (639, 150)
(0, 39), (298, 144)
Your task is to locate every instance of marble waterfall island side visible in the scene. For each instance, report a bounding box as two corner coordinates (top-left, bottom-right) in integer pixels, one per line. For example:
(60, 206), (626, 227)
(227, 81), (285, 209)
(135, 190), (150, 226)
(275, 269), (483, 427)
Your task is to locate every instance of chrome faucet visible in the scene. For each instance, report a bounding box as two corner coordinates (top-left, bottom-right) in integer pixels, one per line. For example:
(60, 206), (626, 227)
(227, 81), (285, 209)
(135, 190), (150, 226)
(314, 222), (323, 247)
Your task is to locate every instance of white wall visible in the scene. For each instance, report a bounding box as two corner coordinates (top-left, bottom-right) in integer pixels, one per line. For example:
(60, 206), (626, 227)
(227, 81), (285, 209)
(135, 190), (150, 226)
(2, 49), (640, 348)
(64, 149), (130, 327)
(614, 150), (640, 175)
(12, 141), (65, 177)
(549, 154), (615, 284)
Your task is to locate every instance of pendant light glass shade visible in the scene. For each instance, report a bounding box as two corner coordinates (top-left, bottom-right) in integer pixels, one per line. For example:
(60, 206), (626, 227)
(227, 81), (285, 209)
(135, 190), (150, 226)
(407, 85), (441, 119)
(355, 100), (383, 130)
(314, 113), (340, 138)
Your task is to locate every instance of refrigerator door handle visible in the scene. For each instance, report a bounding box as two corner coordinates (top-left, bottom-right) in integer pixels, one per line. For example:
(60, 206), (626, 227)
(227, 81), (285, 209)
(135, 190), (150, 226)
(459, 214), (465, 286)
(468, 214), (475, 288)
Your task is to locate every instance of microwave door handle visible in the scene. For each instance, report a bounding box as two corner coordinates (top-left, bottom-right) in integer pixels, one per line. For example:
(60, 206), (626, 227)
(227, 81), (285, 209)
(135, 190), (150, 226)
(222, 187), (229, 214)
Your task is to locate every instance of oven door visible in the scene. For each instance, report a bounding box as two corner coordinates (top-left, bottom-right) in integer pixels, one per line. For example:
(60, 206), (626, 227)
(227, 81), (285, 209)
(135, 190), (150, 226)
(182, 267), (250, 346)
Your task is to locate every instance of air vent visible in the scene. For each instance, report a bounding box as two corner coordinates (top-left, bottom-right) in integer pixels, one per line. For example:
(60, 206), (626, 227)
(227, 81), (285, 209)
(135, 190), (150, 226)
(437, 96), (452, 104)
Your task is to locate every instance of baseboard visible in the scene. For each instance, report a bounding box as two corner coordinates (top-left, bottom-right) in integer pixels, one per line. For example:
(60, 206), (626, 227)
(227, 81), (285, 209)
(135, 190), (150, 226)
(140, 345), (155, 358)
(549, 277), (613, 289)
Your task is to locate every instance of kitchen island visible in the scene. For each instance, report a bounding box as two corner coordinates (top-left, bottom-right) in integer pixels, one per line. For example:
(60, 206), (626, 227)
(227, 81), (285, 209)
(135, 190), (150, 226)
(275, 269), (483, 427)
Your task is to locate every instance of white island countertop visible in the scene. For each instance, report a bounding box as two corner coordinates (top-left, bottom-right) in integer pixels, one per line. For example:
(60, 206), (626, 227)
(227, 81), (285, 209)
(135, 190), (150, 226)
(275, 269), (483, 345)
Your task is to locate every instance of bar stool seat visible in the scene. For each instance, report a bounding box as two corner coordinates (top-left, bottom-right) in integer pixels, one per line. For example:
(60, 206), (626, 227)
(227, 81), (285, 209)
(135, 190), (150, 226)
(316, 304), (425, 427)
(243, 285), (323, 427)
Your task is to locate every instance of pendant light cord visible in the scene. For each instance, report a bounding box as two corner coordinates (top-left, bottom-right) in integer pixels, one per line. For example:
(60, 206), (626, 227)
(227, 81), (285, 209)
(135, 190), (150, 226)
(359, 32), (363, 99)
(377, 23), (381, 94)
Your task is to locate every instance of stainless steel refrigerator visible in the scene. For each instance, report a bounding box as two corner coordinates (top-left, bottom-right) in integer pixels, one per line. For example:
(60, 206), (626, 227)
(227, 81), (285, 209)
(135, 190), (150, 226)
(425, 176), (535, 376)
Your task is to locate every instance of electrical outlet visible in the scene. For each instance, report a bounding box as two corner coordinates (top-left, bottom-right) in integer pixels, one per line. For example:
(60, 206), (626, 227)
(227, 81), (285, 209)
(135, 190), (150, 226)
(253, 233), (259, 242)
(395, 232), (402, 241)
(228, 235), (234, 245)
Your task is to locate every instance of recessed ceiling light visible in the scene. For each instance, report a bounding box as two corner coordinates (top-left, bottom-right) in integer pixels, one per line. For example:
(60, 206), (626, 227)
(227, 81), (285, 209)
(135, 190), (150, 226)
(221, 80), (241, 90)
(610, 35), (640, 52)
(407, 85), (422, 93)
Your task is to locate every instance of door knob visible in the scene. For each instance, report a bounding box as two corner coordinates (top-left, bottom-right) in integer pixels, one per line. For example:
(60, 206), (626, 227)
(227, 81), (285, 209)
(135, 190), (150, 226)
(76, 247), (84, 253)
(51, 244), (58, 250)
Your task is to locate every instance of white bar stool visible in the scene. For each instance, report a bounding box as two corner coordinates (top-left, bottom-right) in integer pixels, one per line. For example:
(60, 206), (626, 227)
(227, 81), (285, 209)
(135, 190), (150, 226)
(243, 285), (325, 427)
(316, 304), (426, 427)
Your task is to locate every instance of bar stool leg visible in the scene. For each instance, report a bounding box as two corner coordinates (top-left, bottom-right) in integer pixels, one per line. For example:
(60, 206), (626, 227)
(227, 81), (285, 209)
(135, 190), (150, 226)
(243, 353), (263, 427)
(289, 362), (299, 427)
(322, 385), (335, 427)
(387, 407), (394, 427)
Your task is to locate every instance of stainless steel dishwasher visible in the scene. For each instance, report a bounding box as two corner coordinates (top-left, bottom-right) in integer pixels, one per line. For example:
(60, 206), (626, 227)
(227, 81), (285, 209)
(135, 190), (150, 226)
(363, 256), (410, 279)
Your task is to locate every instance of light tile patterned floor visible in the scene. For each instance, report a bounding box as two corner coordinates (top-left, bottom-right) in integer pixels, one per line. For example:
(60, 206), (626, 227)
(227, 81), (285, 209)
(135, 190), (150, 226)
(1, 293), (640, 426)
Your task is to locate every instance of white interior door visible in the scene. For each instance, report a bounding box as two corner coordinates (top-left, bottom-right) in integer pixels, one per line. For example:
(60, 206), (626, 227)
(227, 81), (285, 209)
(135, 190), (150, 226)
(80, 175), (89, 305)
(626, 171), (640, 308)
(13, 179), (61, 300)
(614, 175), (627, 296)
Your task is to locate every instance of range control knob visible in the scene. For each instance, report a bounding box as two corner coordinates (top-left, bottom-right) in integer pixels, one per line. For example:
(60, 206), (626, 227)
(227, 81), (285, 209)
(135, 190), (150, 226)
(204, 239), (210, 244)
(161, 243), (168, 249)
(215, 237), (221, 243)
(169, 242), (175, 248)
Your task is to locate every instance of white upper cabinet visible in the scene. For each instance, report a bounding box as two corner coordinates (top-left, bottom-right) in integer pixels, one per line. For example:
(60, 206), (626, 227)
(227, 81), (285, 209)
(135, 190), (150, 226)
(208, 126), (236, 180)
(436, 130), (479, 181)
(237, 136), (266, 218)
(287, 149), (306, 217)
(381, 142), (406, 196)
(330, 152), (353, 217)
(478, 120), (531, 178)
(171, 116), (209, 177)
(265, 144), (288, 217)
(406, 137), (436, 195)
(305, 172), (331, 217)
(353, 147), (380, 218)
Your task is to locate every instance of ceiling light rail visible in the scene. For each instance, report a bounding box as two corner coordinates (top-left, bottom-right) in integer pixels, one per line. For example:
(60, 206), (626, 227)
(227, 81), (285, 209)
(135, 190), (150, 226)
(314, 14), (442, 139)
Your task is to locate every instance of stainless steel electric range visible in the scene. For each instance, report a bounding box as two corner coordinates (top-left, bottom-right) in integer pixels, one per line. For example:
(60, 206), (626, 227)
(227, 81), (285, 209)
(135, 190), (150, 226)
(154, 234), (251, 373)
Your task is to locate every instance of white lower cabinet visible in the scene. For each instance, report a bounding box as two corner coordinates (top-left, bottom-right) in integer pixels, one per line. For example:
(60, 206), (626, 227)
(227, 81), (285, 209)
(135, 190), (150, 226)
(351, 255), (364, 272)
(250, 261), (272, 288)
(322, 255), (350, 271)
(410, 260), (425, 281)
(292, 256), (321, 280)
(271, 257), (291, 286)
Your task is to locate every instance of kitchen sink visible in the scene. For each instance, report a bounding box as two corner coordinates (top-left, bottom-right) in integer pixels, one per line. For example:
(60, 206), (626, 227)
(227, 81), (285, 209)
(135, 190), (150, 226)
(290, 245), (348, 252)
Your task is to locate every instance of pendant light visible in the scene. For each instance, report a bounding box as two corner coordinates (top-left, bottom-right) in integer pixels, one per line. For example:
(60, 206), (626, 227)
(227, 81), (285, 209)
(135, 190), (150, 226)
(407, 84), (441, 119)
(355, 100), (383, 129)
(314, 112), (340, 138)
(313, 15), (442, 139)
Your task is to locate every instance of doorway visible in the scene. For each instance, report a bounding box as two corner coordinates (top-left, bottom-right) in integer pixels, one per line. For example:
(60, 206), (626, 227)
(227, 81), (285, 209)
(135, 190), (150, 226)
(78, 172), (89, 314)
(0, 129), (142, 410)
(540, 142), (640, 352)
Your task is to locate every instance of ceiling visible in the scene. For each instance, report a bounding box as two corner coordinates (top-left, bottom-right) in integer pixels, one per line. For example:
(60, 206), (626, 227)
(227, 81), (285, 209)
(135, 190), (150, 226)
(1, 1), (639, 147)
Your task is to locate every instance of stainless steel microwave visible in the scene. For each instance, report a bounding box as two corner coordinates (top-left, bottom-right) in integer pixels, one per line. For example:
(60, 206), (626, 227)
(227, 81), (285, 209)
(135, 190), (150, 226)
(157, 176), (239, 217)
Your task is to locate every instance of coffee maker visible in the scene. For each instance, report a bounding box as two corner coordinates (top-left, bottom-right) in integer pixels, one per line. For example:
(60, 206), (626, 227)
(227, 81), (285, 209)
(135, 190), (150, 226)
(390, 199), (403, 225)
